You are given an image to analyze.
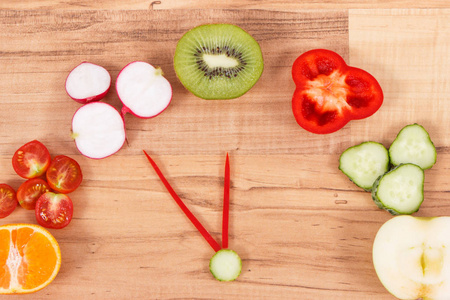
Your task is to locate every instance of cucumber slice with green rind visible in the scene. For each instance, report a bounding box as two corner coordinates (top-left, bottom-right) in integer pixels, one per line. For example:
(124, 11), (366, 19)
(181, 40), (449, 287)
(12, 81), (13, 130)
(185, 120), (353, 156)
(339, 142), (390, 191)
(389, 123), (436, 170)
(371, 164), (424, 215)
(209, 249), (242, 281)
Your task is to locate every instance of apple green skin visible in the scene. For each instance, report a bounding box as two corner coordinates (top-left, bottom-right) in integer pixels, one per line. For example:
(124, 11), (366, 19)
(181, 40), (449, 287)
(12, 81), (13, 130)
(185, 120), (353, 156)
(373, 216), (450, 299)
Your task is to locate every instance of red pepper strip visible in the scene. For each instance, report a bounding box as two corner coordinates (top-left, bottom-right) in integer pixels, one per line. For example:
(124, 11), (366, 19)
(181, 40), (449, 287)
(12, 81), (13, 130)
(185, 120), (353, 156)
(143, 150), (221, 252)
(222, 153), (230, 249)
(292, 49), (383, 134)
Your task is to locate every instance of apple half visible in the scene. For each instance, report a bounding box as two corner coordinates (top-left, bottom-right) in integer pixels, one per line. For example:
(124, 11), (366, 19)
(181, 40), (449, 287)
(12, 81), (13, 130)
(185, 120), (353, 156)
(373, 215), (450, 299)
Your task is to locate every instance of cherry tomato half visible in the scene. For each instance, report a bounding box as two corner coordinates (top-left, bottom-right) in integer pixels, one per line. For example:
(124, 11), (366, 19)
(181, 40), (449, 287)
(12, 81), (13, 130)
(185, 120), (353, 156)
(46, 155), (83, 193)
(35, 192), (73, 229)
(17, 178), (51, 210)
(12, 140), (51, 179)
(0, 184), (18, 218)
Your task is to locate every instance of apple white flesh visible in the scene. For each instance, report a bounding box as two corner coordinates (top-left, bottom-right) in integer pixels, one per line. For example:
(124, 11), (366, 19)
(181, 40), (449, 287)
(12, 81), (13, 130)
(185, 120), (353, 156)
(116, 61), (172, 118)
(65, 62), (111, 104)
(373, 216), (450, 300)
(71, 102), (126, 159)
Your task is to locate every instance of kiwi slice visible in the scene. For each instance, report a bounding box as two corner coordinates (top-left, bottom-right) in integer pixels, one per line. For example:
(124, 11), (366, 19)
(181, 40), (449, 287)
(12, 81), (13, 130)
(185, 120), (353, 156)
(174, 23), (264, 100)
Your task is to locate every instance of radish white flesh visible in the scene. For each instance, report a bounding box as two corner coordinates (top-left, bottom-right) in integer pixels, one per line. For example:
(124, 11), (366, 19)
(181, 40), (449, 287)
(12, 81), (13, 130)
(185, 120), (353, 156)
(66, 62), (111, 104)
(71, 102), (126, 159)
(116, 62), (172, 118)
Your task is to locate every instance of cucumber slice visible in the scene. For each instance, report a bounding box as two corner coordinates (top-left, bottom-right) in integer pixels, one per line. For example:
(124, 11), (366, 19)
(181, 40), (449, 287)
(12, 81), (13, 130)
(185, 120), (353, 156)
(209, 249), (242, 281)
(339, 142), (390, 191)
(371, 164), (424, 215)
(389, 124), (436, 169)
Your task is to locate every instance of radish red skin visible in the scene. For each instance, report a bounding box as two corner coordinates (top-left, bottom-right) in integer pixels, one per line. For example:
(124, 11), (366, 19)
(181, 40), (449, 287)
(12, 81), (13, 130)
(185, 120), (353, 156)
(71, 102), (127, 159)
(66, 62), (111, 104)
(120, 104), (171, 119)
(69, 87), (109, 104)
(116, 61), (173, 119)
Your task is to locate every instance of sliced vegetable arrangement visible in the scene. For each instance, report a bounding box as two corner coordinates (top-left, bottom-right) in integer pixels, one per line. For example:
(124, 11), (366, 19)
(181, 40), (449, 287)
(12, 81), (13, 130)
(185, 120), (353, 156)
(339, 124), (436, 215)
(0, 140), (82, 230)
(144, 151), (242, 281)
(292, 49), (383, 134)
(1, 19), (445, 298)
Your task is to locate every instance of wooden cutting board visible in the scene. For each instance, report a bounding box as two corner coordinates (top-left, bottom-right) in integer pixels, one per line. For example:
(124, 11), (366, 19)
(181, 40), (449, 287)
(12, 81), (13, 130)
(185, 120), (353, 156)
(0, 8), (449, 299)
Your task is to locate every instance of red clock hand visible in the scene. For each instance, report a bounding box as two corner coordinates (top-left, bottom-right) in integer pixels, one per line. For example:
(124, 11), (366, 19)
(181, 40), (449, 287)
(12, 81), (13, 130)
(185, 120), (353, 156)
(143, 150), (221, 252)
(222, 153), (230, 249)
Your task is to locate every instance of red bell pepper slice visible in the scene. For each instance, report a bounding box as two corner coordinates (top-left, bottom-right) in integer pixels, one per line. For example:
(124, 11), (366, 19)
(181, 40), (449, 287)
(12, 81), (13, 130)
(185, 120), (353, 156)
(292, 49), (383, 134)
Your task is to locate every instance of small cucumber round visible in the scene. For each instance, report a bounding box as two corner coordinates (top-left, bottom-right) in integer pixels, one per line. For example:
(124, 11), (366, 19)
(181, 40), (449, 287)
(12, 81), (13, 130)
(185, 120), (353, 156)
(371, 163), (424, 215)
(209, 249), (242, 281)
(339, 141), (390, 191)
(389, 124), (436, 170)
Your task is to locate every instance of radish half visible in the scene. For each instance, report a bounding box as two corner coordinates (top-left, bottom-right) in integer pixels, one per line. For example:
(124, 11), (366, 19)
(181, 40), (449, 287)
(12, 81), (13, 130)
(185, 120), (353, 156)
(71, 102), (126, 159)
(116, 61), (172, 118)
(66, 62), (111, 104)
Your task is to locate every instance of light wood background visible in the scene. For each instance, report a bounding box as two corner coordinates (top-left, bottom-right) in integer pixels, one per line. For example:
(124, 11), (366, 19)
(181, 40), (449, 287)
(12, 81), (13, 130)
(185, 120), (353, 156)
(0, 1), (449, 299)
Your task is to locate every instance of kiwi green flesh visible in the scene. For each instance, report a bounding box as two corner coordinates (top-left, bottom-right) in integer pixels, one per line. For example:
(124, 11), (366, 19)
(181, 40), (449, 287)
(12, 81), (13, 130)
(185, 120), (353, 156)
(174, 24), (264, 100)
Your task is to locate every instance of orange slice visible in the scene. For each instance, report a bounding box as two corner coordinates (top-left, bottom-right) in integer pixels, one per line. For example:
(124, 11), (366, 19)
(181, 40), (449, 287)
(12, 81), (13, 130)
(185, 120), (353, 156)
(0, 224), (61, 294)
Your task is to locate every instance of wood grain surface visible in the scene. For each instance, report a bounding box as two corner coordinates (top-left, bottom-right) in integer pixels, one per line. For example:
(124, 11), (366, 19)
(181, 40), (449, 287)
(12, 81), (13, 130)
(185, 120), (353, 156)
(0, 5), (449, 300)
(1, 0), (449, 10)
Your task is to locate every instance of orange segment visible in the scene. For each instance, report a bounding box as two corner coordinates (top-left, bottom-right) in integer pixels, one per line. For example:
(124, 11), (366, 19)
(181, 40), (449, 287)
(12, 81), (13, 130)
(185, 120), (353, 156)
(0, 224), (61, 294)
(0, 229), (11, 289)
